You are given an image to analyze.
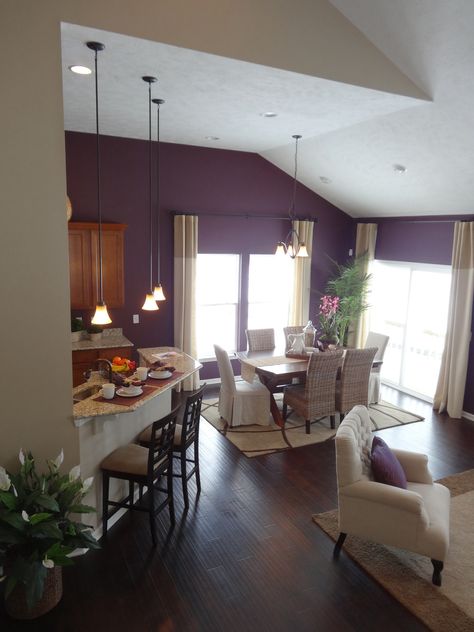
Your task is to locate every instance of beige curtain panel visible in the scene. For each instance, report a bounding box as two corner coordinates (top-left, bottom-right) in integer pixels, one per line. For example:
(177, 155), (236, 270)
(348, 222), (377, 348)
(289, 220), (314, 326)
(434, 221), (474, 418)
(174, 214), (200, 390)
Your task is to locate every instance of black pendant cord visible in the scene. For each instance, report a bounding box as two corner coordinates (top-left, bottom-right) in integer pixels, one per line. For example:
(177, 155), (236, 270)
(153, 98), (164, 285)
(288, 134), (301, 221)
(93, 46), (103, 303)
(148, 80), (153, 293)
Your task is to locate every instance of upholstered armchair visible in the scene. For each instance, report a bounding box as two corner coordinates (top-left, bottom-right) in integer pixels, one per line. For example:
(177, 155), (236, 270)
(334, 405), (450, 585)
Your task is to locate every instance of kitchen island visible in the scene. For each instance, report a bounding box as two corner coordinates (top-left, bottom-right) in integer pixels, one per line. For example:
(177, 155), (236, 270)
(74, 347), (201, 532)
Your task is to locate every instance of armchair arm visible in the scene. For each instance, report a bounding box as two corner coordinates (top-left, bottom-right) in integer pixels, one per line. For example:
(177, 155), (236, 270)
(391, 449), (433, 484)
(340, 480), (428, 521)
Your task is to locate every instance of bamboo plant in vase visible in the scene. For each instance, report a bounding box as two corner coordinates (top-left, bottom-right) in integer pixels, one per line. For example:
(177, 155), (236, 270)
(0, 450), (99, 619)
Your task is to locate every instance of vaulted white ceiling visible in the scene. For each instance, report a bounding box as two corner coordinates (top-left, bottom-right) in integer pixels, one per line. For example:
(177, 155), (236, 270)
(61, 1), (474, 218)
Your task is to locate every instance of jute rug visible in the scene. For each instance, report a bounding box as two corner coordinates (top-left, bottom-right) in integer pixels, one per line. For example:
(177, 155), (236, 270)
(312, 469), (474, 632)
(201, 396), (424, 458)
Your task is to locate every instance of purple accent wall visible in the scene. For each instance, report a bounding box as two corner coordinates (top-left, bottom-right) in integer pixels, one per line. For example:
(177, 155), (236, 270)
(358, 215), (474, 414)
(66, 132), (353, 372)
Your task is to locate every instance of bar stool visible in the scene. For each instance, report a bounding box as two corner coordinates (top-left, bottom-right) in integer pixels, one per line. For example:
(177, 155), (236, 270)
(101, 408), (178, 546)
(138, 384), (206, 509)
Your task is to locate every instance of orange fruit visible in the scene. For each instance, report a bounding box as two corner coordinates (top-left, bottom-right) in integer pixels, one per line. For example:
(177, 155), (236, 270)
(112, 356), (122, 364)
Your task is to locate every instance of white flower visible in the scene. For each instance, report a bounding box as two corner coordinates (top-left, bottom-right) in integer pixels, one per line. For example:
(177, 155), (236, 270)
(19, 449), (25, 465)
(81, 477), (93, 493)
(0, 576), (6, 583)
(21, 510), (29, 522)
(0, 467), (11, 492)
(12, 484), (18, 497)
(53, 449), (64, 469)
(69, 465), (81, 481)
(42, 557), (54, 569)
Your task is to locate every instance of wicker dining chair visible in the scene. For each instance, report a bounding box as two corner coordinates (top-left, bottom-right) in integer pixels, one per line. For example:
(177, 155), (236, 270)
(283, 325), (305, 352)
(336, 347), (378, 417)
(246, 328), (275, 352)
(283, 350), (343, 434)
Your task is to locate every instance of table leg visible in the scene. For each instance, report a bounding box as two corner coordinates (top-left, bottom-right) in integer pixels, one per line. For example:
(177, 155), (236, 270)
(257, 374), (284, 428)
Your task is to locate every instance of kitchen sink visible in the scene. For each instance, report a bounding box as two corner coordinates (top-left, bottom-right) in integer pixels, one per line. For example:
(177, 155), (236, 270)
(73, 384), (102, 404)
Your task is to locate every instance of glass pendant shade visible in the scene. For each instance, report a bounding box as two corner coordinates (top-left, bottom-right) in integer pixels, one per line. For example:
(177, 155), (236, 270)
(296, 243), (309, 258)
(142, 293), (159, 311)
(153, 284), (166, 301)
(275, 242), (286, 256)
(91, 301), (112, 325)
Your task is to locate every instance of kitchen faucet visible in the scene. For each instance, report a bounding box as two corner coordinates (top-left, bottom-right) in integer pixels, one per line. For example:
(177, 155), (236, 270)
(83, 358), (113, 383)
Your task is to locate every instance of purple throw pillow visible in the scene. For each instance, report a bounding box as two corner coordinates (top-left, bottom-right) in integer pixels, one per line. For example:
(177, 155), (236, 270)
(371, 436), (407, 489)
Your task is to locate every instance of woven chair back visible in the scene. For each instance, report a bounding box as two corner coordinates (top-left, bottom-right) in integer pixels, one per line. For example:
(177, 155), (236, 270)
(338, 347), (378, 413)
(246, 328), (275, 351)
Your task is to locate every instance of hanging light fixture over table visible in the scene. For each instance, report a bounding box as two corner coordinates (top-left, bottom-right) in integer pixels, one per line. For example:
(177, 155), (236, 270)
(88, 41), (112, 325)
(152, 97), (166, 302)
(142, 76), (159, 311)
(275, 134), (309, 259)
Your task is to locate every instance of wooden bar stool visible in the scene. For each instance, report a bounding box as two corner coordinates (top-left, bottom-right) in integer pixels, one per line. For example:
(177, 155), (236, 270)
(138, 384), (206, 510)
(101, 408), (178, 546)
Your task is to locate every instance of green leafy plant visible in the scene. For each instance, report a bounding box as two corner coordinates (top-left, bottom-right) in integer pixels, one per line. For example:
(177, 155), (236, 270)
(0, 450), (99, 610)
(71, 317), (84, 333)
(325, 255), (371, 345)
(86, 325), (103, 334)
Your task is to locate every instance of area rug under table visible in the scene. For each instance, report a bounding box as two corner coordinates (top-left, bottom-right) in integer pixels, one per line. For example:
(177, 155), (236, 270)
(201, 396), (424, 458)
(312, 469), (474, 632)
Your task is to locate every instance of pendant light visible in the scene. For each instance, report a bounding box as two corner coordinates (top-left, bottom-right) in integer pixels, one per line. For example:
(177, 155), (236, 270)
(142, 76), (159, 311)
(88, 41), (112, 325)
(275, 134), (309, 259)
(152, 97), (166, 302)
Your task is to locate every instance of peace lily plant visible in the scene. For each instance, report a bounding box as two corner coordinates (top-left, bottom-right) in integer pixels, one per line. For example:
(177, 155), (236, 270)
(0, 449), (99, 611)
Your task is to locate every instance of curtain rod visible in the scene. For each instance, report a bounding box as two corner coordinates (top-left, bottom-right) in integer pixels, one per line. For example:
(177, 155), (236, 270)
(170, 211), (318, 222)
(361, 218), (474, 224)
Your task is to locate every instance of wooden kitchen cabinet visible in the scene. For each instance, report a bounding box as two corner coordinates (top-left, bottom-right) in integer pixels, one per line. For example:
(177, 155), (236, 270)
(68, 222), (126, 309)
(72, 346), (133, 386)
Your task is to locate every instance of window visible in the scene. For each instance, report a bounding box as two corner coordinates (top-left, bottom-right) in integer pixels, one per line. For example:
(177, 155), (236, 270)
(196, 254), (240, 359)
(370, 260), (451, 400)
(248, 254), (294, 349)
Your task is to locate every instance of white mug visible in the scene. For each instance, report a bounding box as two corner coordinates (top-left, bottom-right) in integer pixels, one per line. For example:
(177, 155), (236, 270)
(102, 383), (115, 399)
(136, 366), (149, 381)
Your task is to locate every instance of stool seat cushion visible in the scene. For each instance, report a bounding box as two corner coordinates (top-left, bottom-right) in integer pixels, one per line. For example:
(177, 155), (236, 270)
(101, 444), (148, 476)
(138, 423), (183, 446)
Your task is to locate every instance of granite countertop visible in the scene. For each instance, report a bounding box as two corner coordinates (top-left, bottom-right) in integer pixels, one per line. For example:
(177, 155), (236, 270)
(72, 327), (133, 352)
(72, 347), (201, 426)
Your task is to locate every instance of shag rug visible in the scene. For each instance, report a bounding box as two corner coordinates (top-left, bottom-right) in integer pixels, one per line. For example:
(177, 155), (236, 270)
(201, 396), (424, 458)
(312, 469), (474, 632)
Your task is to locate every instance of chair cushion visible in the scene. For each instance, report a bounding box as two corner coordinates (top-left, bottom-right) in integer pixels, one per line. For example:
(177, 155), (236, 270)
(101, 444), (149, 476)
(371, 436), (407, 489)
(138, 423), (183, 446)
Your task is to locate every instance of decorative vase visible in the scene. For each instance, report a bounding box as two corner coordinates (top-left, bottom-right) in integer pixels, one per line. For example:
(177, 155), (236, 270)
(71, 330), (84, 343)
(5, 566), (63, 620)
(319, 334), (340, 350)
(303, 320), (316, 347)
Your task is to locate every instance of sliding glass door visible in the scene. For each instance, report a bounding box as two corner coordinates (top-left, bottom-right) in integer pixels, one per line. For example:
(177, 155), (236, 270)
(370, 260), (451, 400)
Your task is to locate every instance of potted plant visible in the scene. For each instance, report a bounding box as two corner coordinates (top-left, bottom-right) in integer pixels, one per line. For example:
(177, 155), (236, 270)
(71, 317), (85, 343)
(318, 295), (341, 348)
(0, 450), (99, 619)
(86, 324), (103, 342)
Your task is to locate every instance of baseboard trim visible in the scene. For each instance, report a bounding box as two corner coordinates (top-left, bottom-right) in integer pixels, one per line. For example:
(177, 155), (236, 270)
(462, 410), (474, 422)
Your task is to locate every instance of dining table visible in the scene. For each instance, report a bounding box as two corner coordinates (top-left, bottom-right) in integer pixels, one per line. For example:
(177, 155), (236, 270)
(236, 348), (382, 428)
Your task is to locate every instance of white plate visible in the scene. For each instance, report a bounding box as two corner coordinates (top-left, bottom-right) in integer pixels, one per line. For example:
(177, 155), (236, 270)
(149, 370), (172, 379)
(116, 387), (143, 398)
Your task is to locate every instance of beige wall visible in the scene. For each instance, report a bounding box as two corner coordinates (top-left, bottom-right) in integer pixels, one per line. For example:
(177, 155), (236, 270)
(0, 0), (421, 472)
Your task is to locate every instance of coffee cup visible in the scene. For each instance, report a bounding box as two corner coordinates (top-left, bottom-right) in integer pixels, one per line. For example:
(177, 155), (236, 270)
(136, 367), (149, 381)
(102, 383), (115, 399)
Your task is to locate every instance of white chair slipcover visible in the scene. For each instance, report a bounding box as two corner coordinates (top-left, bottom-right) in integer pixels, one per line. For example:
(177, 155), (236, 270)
(214, 344), (270, 427)
(334, 405), (450, 585)
(364, 331), (389, 404)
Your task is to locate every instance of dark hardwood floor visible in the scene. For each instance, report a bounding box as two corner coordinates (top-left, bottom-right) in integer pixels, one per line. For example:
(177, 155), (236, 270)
(2, 385), (474, 631)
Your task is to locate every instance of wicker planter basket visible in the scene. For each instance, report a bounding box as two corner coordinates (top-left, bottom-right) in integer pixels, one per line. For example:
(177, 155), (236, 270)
(5, 566), (63, 620)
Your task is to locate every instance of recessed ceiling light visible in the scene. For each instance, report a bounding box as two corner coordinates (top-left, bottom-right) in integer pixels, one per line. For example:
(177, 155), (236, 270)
(260, 112), (278, 118)
(205, 136), (220, 141)
(320, 176), (332, 184)
(393, 163), (407, 174)
(69, 65), (92, 75)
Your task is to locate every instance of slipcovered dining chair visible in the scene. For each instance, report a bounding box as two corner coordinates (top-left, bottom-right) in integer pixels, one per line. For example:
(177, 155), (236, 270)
(334, 405), (450, 585)
(246, 328), (275, 352)
(283, 325), (304, 352)
(364, 332), (390, 404)
(283, 349), (343, 434)
(214, 344), (270, 426)
(336, 347), (378, 417)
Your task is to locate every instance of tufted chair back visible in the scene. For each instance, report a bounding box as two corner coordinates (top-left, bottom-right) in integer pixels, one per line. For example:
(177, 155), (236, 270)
(335, 405), (373, 489)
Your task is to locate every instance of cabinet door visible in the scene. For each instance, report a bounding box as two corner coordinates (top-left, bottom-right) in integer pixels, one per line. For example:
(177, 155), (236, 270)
(91, 229), (125, 308)
(68, 229), (93, 308)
